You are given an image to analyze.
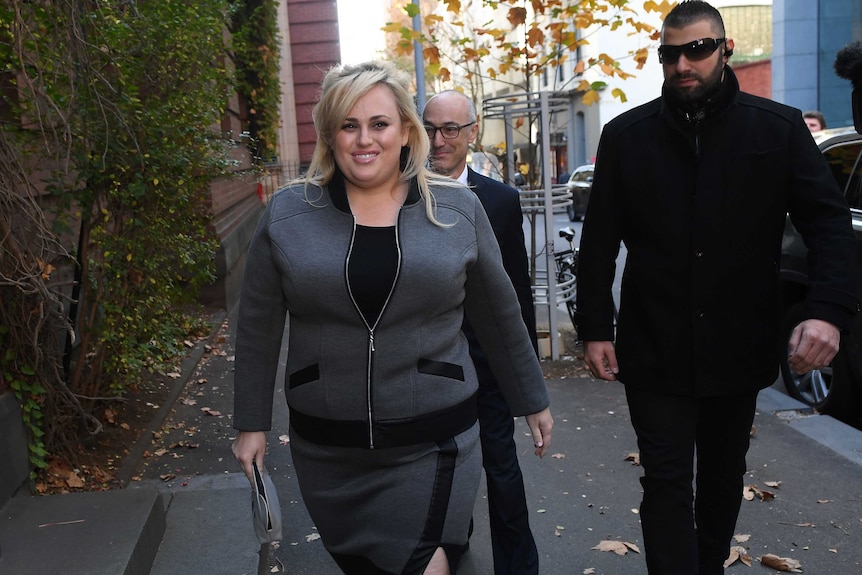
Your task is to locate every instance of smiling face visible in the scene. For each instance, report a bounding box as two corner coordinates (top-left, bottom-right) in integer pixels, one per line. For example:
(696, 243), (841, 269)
(662, 19), (733, 105)
(422, 92), (479, 178)
(333, 84), (409, 192)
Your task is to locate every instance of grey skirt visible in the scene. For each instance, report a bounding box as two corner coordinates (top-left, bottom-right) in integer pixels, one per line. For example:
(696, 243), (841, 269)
(289, 422), (482, 574)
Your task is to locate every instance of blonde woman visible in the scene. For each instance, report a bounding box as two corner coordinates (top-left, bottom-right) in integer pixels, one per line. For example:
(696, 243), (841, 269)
(232, 61), (552, 575)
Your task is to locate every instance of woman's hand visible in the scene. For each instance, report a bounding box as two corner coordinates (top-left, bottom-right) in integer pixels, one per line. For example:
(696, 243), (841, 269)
(525, 407), (553, 458)
(232, 431), (267, 482)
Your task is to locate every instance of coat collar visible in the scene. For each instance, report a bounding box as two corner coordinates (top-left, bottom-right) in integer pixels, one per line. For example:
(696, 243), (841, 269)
(328, 167), (422, 214)
(661, 64), (738, 127)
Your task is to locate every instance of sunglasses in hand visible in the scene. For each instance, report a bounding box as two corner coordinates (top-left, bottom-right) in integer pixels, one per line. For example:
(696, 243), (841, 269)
(658, 37), (727, 65)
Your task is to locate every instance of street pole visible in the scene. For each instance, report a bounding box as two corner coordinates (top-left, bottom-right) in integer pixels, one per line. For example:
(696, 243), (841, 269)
(412, 0), (426, 111)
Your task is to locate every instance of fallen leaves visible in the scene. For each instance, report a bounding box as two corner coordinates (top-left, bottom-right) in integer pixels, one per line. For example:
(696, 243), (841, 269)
(724, 545), (752, 568)
(761, 553), (803, 572)
(744, 483), (775, 501)
(624, 452), (640, 466)
(591, 540), (640, 555)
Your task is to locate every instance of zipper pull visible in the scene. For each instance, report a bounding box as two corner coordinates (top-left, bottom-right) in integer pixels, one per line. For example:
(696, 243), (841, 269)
(370, 331), (375, 352)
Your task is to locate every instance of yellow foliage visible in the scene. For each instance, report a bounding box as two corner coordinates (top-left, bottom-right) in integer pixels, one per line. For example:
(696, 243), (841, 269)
(644, 0), (677, 19)
(611, 87), (627, 103)
(582, 90), (600, 106)
(633, 47), (649, 69)
(443, 0), (461, 12)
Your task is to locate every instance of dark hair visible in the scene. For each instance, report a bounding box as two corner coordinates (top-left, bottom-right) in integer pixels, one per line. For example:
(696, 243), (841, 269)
(664, 0), (726, 37)
(803, 110), (827, 129)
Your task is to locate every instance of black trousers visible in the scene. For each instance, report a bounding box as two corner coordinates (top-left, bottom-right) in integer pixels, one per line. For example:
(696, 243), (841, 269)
(475, 357), (539, 575)
(625, 386), (758, 575)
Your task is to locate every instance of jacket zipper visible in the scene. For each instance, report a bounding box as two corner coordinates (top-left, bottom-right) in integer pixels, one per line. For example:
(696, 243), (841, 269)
(345, 217), (402, 449)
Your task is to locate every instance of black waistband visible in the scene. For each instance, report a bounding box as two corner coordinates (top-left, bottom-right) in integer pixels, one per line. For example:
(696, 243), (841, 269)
(289, 392), (477, 449)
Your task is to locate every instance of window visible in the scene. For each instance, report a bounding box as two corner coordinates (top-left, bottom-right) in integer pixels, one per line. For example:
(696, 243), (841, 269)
(822, 141), (862, 209)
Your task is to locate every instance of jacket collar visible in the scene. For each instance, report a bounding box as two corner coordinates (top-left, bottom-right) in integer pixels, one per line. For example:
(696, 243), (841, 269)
(328, 167), (422, 214)
(662, 64), (738, 127)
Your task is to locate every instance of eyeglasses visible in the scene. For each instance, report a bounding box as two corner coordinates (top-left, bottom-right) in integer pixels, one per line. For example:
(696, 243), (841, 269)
(658, 37), (726, 65)
(424, 122), (475, 140)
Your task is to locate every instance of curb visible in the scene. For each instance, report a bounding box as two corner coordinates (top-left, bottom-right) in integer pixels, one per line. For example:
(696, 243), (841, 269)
(115, 309), (229, 487)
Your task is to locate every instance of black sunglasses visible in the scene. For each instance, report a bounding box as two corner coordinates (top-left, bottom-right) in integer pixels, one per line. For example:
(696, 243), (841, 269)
(658, 37), (726, 65)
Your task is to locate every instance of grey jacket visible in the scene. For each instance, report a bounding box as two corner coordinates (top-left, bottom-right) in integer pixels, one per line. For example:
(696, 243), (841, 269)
(233, 177), (549, 448)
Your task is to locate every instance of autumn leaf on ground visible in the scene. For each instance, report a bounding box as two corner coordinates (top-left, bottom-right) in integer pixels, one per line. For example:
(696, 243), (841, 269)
(624, 452), (641, 466)
(551, 453), (565, 459)
(733, 533), (751, 543)
(817, 499), (833, 504)
(745, 484), (775, 501)
(592, 540), (640, 555)
(201, 407), (222, 416)
(764, 480), (782, 488)
(761, 553), (803, 572)
(583, 569), (596, 574)
(181, 397), (197, 406)
(66, 471), (85, 488)
(724, 545), (752, 568)
(306, 533), (321, 542)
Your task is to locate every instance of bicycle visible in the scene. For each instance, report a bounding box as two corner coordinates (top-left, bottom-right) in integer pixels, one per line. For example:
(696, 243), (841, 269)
(553, 226), (619, 339)
(554, 227), (579, 333)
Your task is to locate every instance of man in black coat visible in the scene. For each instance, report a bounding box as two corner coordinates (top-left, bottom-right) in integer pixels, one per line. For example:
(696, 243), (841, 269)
(577, 2), (858, 574)
(423, 90), (540, 575)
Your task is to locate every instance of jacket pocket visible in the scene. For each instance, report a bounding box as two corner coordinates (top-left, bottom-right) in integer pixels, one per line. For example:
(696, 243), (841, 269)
(289, 364), (320, 389)
(417, 358), (465, 381)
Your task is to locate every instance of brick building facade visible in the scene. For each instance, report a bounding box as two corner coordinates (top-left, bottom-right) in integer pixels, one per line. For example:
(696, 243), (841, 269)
(207, 0), (341, 309)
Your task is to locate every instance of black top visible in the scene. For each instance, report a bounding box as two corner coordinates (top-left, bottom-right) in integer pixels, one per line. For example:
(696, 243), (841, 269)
(348, 225), (398, 326)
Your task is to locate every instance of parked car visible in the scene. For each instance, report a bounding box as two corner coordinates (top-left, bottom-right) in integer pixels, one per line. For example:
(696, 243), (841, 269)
(779, 126), (862, 420)
(565, 163), (594, 221)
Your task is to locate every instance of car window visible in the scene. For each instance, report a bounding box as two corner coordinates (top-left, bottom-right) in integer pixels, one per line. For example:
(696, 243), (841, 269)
(823, 141), (862, 209)
(573, 170), (593, 183)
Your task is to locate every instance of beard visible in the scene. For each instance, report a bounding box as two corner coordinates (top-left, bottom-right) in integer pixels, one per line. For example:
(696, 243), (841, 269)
(665, 57), (725, 106)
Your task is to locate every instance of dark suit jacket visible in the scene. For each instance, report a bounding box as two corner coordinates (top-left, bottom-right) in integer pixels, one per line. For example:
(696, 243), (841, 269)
(465, 167), (538, 357)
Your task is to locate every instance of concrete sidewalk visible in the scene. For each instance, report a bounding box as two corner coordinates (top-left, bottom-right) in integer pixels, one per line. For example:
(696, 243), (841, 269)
(2, 311), (862, 575)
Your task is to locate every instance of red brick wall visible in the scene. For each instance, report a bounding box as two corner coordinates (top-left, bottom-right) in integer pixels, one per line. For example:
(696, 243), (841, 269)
(733, 59), (771, 99)
(287, 0), (341, 163)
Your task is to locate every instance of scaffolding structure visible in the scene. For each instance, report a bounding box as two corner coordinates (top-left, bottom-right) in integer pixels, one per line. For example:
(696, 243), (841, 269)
(483, 91), (572, 359)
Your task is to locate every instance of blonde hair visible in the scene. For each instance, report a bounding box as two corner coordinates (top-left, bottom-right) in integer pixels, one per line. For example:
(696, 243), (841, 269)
(305, 60), (455, 225)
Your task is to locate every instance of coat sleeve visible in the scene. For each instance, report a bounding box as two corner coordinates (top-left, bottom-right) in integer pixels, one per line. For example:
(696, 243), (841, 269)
(497, 188), (539, 353)
(786, 116), (859, 329)
(463, 196), (550, 416)
(233, 199), (289, 431)
(575, 126), (623, 341)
